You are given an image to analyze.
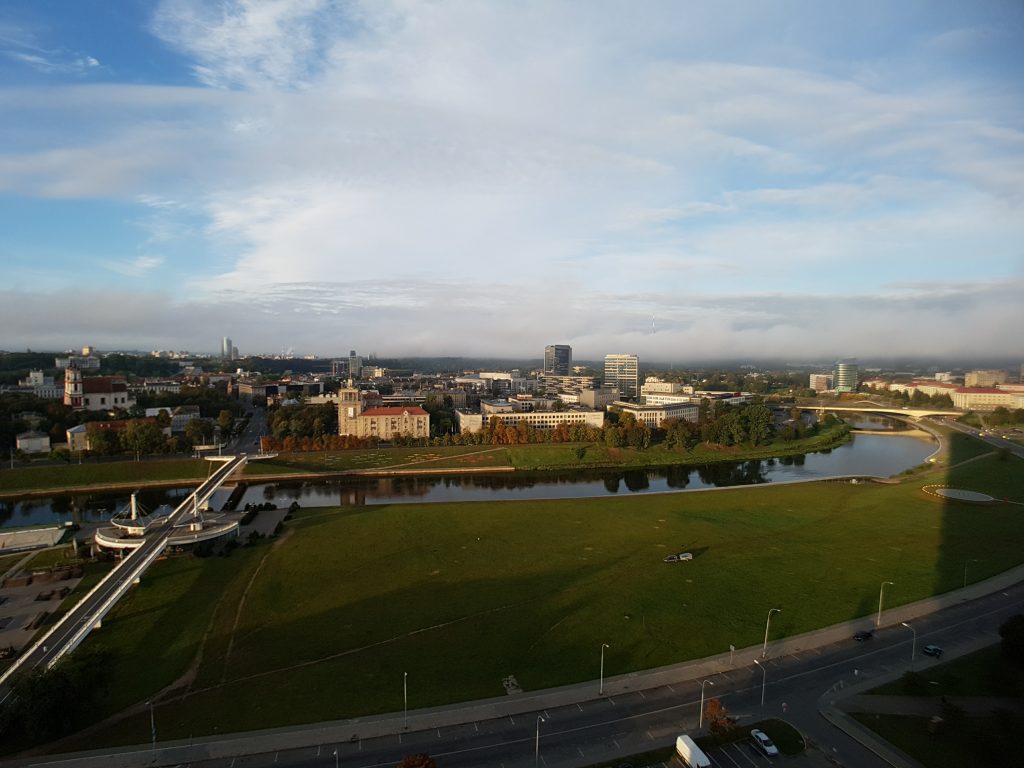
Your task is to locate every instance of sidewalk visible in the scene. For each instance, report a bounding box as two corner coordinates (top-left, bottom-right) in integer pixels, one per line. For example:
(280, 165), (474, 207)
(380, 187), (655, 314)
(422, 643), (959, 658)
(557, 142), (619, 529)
(6, 564), (1024, 768)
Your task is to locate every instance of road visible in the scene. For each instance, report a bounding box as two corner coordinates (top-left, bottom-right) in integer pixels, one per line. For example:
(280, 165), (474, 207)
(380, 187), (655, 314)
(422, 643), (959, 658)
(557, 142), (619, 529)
(938, 417), (1024, 460)
(0, 455), (247, 702)
(16, 577), (1022, 768)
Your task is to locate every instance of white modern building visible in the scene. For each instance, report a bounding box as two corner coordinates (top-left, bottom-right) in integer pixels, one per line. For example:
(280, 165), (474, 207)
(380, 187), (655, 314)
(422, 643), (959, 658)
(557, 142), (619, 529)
(456, 408), (604, 433)
(604, 354), (639, 399)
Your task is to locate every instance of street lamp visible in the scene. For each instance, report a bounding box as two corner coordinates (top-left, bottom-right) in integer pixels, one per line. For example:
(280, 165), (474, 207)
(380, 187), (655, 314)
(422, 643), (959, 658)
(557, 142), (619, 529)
(762, 608), (781, 658)
(877, 581), (894, 628)
(535, 715), (546, 767)
(753, 659), (767, 707)
(901, 621), (916, 663)
(333, 748), (338, 768)
(149, 700), (156, 754)
(699, 679), (714, 729)
(963, 558), (981, 589)
(599, 643), (610, 695)
(403, 671), (408, 728)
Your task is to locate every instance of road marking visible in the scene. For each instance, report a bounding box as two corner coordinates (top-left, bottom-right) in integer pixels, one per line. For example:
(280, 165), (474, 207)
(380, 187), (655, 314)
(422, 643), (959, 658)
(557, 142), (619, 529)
(544, 709), (550, 719)
(274, 752), (279, 763)
(637, 690), (646, 699)
(734, 742), (760, 766)
(608, 696), (616, 705)
(646, 729), (654, 741)
(474, 721), (479, 732)
(509, 714), (516, 725)
(317, 746), (321, 756)
(577, 746), (585, 757)
(666, 684), (676, 693)
(613, 738), (620, 749)
(716, 746), (742, 767)
(577, 703), (584, 712)
(719, 671), (732, 681)
(358, 740), (362, 751)
(436, 728), (441, 738)
(398, 733), (402, 744)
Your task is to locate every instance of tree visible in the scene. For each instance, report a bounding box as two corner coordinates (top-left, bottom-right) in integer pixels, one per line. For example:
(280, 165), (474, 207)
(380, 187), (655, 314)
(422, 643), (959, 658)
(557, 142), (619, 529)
(121, 420), (165, 459)
(999, 614), (1024, 667)
(217, 409), (234, 436)
(703, 697), (736, 736)
(184, 418), (214, 445)
(397, 755), (436, 768)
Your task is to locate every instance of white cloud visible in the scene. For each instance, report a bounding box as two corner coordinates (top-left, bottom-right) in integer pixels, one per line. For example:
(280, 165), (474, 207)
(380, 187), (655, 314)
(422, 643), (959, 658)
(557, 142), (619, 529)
(100, 255), (165, 277)
(2, 1), (1023, 358)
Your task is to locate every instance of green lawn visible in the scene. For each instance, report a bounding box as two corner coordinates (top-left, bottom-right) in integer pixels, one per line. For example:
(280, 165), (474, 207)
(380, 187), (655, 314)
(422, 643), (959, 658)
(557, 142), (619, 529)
(60, 451), (1024, 750)
(870, 645), (1024, 698)
(0, 459), (209, 495)
(852, 712), (1021, 768)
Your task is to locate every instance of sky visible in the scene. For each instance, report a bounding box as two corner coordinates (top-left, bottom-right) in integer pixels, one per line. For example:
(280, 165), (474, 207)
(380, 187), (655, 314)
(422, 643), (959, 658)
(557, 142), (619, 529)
(1, 0), (1022, 362)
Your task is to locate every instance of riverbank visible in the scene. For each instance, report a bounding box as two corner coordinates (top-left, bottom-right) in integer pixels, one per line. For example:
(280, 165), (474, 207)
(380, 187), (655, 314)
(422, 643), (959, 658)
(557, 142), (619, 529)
(0, 425), (855, 499)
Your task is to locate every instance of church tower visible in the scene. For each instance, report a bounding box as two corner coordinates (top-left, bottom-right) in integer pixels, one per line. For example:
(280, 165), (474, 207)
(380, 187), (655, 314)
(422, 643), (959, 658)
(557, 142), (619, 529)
(64, 365), (83, 409)
(337, 380), (363, 436)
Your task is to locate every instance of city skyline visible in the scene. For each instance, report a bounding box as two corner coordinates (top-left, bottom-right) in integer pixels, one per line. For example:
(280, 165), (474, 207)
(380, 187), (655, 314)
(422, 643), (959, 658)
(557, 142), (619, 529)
(1, 1), (1022, 359)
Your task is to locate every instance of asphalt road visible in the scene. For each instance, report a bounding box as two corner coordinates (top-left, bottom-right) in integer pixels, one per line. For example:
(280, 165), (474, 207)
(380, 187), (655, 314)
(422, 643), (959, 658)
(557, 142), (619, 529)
(67, 578), (1020, 768)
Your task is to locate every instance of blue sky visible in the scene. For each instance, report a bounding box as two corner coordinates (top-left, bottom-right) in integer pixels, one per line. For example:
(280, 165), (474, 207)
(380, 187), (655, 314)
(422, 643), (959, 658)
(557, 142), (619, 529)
(1, 1), (1022, 360)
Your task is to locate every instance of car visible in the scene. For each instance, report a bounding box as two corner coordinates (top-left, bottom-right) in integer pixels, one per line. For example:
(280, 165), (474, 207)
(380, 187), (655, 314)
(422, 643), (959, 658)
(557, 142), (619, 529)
(750, 728), (779, 757)
(853, 630), (874, 642)
(922, 644), (944, 658)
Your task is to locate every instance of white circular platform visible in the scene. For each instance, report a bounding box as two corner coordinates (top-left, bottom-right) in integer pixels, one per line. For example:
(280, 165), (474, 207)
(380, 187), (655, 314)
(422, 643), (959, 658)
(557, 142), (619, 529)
(932, 488), (994, 502)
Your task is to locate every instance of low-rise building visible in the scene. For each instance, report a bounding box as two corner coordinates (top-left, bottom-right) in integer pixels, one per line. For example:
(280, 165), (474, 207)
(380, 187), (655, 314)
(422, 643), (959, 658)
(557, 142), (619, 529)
(808, 373), (833, 392)
(965, 369), (1008, 388)
(456, 408), (604, 433)
(612, 401), (699, 429)
(16, 431), (51, 454)
(578, 387), (619, 410)
(951, 387), (1024, 411)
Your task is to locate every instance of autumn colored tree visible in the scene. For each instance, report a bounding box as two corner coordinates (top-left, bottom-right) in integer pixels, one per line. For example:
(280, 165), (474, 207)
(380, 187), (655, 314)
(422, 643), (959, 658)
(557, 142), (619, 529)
(703, 697), (736, 736)
(397, 754), (436, 768)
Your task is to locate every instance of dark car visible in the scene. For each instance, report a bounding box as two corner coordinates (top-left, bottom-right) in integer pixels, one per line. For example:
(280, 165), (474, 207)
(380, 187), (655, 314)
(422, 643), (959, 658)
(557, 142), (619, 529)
(853, 630), (874, 642)
(922, 644), (944, 658)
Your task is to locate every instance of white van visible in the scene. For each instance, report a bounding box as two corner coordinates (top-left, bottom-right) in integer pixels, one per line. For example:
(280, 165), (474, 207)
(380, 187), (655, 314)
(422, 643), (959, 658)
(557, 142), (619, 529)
(675, 734), (712, 768)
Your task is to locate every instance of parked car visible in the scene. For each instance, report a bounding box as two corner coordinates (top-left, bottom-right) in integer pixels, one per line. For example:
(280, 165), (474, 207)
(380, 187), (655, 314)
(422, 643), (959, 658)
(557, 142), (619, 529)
(750, 729), (779, 757)
(853, 630), (874, 642)
(922, 644), (944, 658)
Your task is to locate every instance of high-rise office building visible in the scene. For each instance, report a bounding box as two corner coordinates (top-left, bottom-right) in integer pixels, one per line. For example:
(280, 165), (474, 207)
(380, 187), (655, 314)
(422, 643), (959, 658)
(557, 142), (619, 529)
(604, 353), (639, 399)
(221, 336), (233, 360)
(348, 350), (362, 379)
(834, 359), (859, 393)
(543, 345), (572, 376)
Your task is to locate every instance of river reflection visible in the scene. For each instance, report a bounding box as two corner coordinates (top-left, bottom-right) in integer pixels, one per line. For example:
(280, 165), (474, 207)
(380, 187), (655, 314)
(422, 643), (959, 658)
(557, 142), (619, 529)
(3, 432), (935, 526)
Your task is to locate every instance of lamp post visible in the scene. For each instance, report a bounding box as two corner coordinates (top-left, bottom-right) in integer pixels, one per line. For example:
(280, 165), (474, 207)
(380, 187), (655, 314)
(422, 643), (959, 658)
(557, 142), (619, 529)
(963, 559), (981, 589)
(762, 608), (781, 658)
(535, 715), (546, 767)
(699, 679), (714, 729)
(877, 581), (894, 628)
(333, 748), (338, 768)
(403, 671), (408, 728)
(901, 621), (916, 663)
(149, 700), (156, 755)
(599, 643), (610, 695)
(753, 659), (767, 707)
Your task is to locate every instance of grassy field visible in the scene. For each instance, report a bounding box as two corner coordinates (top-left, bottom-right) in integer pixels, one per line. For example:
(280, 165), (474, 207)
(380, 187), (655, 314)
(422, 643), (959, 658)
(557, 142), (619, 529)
(852, 712), (1021, 768)
(870, 645), (1024, 698)
(57, 449), (1024, 750)
(0, 459), (209, 495)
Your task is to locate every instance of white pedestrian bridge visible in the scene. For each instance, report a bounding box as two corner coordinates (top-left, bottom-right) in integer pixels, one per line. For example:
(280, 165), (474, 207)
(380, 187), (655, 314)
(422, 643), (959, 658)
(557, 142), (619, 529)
(0, 453), (248, 700)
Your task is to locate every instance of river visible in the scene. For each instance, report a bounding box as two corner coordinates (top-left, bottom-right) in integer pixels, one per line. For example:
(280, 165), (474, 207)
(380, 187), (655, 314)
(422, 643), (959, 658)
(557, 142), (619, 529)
(0, 429), (935, 530)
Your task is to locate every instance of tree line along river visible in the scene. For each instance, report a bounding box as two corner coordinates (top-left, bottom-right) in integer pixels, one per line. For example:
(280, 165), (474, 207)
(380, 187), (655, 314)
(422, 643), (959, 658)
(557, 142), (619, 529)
(1, 423), (936, 529)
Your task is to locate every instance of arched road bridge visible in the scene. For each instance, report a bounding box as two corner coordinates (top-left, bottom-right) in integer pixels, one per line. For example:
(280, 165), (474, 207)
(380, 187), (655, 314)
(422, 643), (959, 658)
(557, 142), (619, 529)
(0, 453), (248, 702)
